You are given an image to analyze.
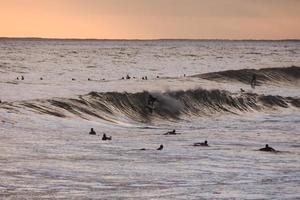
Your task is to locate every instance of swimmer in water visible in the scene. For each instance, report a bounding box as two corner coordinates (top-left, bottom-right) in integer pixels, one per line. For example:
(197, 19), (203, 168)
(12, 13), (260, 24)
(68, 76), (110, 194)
(102, 133), (112, 141)
(89, 128), (96, 135)
(193, 140), (209, 147)
(157, 144), (163, 150)
(259, 144), (276, 152)
(164, 129), (180, 135)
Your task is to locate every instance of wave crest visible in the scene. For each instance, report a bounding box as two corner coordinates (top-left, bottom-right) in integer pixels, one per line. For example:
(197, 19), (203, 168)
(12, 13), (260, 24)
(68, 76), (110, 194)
(5, 89), (300, 124)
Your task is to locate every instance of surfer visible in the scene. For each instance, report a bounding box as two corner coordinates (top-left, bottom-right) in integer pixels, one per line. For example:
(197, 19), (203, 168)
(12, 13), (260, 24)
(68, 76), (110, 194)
(164, 129), (180, 135)
(259, 144), (276, 152)
(102, 133), (112, 141)
(126, 74), (131, 80)
(240, 88), (245, 93)
(148, 94), (158, 107)
(21, 76), (24, 80)
(193, 140), (209, 147)
(89, 128), (96, 135)
(157, 144), (163, 150)
(251, 74), (257, 89)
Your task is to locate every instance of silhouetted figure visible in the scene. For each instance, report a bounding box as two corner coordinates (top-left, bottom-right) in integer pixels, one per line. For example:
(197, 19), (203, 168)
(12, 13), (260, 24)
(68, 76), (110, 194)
(184, 74), (186, 77)
(194, 140), (209, 147)
(259, 144), (276, 152)
(142, 77), (145, 80)
(145, 76), (148, 80)
(40, 77), (43, 80)
(240, 88), (245, 93)
(251, 74), (257, 89)
(88, 78), (91, 81)
(126, 75), (131, 80)
(121, 77), (124, 80)
(21, 76), (24, 80)
(17, 77), (19, 80)
(89, 128), (96, 135)
(164, 129), (180, 135)
(148, 94), (158, 107)
(72, 78), (76, 81)
(157, 144), (163, 150)
(156, 76), (160, 78)
(102, 133), (112, 141)
(0, 100), (2, 103)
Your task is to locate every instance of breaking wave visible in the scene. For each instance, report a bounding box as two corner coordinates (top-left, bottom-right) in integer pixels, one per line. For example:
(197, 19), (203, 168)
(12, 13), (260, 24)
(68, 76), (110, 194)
(194, 66), (300, 85)
(3, 89), (300, 124)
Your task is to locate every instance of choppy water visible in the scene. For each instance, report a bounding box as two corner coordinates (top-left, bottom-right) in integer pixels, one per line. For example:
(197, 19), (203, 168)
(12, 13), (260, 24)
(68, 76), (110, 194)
(0, 39), (300, 199)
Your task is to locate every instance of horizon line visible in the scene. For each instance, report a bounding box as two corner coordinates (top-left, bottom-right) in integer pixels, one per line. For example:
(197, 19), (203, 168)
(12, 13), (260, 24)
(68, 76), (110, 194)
(0, 37), (300, 42)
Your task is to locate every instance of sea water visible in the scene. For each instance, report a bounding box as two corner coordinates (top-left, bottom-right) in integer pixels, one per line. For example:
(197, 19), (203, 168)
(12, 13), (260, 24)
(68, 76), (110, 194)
(0, 39), (300, 199)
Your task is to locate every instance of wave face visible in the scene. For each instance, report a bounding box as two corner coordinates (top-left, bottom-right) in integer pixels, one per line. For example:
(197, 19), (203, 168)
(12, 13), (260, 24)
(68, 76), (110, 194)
(194, 66), (300, 85)
(5, 89), (300, 124)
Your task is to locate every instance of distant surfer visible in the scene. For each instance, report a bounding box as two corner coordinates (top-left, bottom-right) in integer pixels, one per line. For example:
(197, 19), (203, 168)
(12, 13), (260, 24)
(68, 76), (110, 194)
(126, 74), (131, 80)
(251, 74), (257, 89)
(157, 144), (164, 150)
(259, 144), (276, 152)
(240, 88), (245, 93)
(164, 129), (180, 135)
(102, 133), (112, 141)
(21, 76), (24, 80)
(193, 140), (209, 147)
(89, 128), (96, 135)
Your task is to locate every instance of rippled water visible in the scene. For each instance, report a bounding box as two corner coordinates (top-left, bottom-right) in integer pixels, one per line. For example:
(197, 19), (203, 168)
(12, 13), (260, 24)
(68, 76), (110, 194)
(0, 39), (300, 199)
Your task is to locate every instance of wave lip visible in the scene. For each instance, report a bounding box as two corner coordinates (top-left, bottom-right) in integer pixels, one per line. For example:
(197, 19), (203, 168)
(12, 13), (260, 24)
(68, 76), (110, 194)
(193, 66), (300, 85)
(4, 89), (300, 124)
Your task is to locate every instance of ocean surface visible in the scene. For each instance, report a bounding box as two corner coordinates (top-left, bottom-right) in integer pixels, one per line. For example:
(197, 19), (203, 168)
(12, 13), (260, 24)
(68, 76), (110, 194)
(0, 39), (300, 199)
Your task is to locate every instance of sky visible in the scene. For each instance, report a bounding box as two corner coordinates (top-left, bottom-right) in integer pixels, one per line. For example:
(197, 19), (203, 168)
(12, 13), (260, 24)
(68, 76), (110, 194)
(0, 0), (300, 39)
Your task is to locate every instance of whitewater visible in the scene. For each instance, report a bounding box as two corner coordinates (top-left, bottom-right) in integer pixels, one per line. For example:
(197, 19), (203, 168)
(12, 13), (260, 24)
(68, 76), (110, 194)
(0, 39), (300, 199)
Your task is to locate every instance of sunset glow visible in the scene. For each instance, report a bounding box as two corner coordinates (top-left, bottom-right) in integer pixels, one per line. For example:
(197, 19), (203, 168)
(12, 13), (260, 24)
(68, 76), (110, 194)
(0, 0), (300, 39)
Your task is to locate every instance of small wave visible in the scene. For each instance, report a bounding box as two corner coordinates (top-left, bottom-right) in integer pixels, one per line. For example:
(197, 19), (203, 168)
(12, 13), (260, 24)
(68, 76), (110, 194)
(193, 66), (300, 85)
(5, 89), (300, 124)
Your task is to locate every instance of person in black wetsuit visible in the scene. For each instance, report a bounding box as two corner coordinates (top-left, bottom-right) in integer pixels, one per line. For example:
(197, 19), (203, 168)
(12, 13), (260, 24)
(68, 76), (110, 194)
(102, 133), (112, 141)
(259, 144), (276, 152)
(157, 144), (163, 150)
(89, 128), (96, 135)
(193, 140), (209, 147)
(164, 129), (180, 135)
(148, 94), (158, 107)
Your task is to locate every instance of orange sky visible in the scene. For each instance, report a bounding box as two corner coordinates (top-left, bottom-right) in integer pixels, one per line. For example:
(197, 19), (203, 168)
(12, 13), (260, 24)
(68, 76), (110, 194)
(0, 0), (299, 39)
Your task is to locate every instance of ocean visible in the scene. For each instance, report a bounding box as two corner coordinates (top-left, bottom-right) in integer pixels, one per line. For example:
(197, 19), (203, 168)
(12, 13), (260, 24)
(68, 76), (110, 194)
(0, 39), (300, 199)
